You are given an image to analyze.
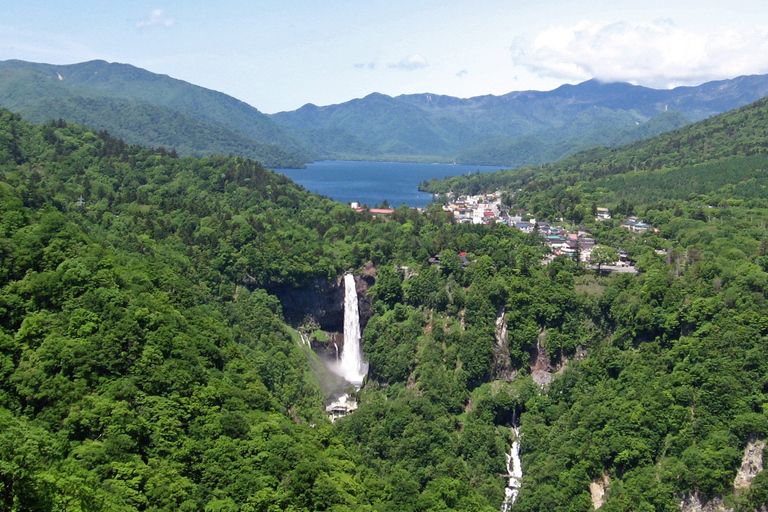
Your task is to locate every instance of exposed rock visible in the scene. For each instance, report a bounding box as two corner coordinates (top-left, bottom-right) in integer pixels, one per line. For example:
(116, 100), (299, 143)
(734, 435), (765, 490)
(269, 275), (345, 331)
(590, 472), (610, 509)
(269, 273), (374, 332)
(530, 329), (554, 387)
(531, 370), (553, 387)
(361, 261), (377, 277)
(493, 307), (516, 381)
(676, 436), (765, 512)
(677, 492), (730, 512)
(530, 329), (552, 372)
(311, 332), (343, 360)
(355, 274), (375, 329)
(528, 328), (587, 386)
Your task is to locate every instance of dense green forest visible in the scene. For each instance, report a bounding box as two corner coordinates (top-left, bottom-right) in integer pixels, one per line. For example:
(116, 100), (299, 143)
(0, 61), (307, 168)
(1, 93), (768, 512)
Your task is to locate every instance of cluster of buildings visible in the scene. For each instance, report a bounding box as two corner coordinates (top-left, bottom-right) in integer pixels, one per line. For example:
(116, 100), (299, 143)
(620, 216), (652, 233)
(439, 196), (643, 266)
(350, 202), (395, 215)
(441, 192), (503, 224)
(348, 194), (647, 268)
(508, 216), (609, 262)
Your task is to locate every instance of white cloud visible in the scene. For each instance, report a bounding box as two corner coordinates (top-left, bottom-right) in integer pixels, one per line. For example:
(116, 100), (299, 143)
(136, 9), (177, 29)
(511, 20), (768, 88)
(389, 54), (428, 71)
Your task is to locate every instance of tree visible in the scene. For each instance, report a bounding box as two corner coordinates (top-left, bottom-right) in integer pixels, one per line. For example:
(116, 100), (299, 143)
(590, 245), (618, 272)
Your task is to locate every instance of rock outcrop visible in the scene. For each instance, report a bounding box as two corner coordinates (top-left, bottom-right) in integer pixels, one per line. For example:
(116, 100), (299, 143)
(493, 307), (516, 381)
(734, 435), (766, 491)
(269, 273), (374, 333)
(677, 435), (765, 512)
(528, 328), (587, 386)
(590, 472), (610, 510)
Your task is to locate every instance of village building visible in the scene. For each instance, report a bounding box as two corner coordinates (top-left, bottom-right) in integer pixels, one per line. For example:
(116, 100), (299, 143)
(596, 207), (611, 220)
(621, 217), (651, 233)
(326, 396), (358, 423)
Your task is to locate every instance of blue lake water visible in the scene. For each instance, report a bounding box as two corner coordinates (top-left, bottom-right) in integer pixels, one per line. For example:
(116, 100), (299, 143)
(279, 161), (503, 208)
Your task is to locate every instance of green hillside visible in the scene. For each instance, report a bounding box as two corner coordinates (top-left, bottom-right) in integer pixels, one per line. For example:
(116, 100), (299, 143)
(421, 96), (768, 197)
(0, 61), (306, 168)
(454, 110), (692, 167)
(2, 99), (768, 512)
(272, 75), (768, 165)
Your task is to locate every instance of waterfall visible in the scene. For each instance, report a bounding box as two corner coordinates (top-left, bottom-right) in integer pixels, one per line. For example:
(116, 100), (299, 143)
(331, 273), (368, 386)
(501, 427), (523, 512)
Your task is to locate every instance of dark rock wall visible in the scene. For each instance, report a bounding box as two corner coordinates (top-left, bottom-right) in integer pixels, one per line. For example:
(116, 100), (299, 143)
(268, 273), (375, 333)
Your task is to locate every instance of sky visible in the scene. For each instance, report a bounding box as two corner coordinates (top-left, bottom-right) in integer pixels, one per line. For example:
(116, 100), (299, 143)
(2, 0), (768, 114)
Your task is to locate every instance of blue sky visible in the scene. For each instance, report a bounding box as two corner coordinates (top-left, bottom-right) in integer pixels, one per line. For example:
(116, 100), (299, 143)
(2, 0), (768, 113)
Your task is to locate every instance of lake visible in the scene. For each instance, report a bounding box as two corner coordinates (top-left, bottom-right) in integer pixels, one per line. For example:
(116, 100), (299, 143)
(279, 161), (503, 208)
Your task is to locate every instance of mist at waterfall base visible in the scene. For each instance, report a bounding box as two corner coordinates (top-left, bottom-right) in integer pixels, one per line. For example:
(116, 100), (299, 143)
(327, 274), (368, 387)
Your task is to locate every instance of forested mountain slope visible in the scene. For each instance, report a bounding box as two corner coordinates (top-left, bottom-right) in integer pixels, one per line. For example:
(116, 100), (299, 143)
(0, 60), (307, 168)
(271, 74), (768, 165)
(2, 101), (768, 512)
(421, 94), (768, 198)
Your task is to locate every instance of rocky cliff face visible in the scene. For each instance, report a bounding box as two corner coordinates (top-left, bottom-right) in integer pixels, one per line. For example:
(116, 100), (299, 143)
(493, 307), (517, 381)
(590, 472), (611, 509)
(269, 273), (374, 355)
(677, 436), (766, 512)
(269, 276), (345, 331)
(677, 493), (729, 512)
(734, 436), (766, 491)
(269, 274), (374, 331)
(528, 328), (588, 387)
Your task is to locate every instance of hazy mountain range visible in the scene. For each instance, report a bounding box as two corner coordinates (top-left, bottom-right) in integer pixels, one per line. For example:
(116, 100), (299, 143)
(2, 59), (768, 168)
(271, 76), (768, 166)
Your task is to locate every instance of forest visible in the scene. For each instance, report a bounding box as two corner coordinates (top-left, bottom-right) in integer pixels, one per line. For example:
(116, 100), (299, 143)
(0, 93), (767, 512)
(0, 62), (306, 169)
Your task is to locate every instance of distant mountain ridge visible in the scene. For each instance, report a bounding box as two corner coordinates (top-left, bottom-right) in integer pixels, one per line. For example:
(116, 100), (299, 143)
(0, 59), (307, 168)
(419, 93), (768, 197)
(271, 75), (768, 166)
(3, 59), (768, 169)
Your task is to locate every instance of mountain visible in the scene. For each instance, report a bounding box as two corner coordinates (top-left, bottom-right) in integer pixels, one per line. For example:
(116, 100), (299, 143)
(271, 75), (768, 166)
(420, 93), (768, 197)
(0, 59), (307, 168)
(4, 59), (768, 170)
(3, 88), (768, 510)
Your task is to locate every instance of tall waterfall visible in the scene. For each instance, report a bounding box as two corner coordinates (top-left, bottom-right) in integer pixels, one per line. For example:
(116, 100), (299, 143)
(501, 427), (523, 512)
(332, 274), (368, 386)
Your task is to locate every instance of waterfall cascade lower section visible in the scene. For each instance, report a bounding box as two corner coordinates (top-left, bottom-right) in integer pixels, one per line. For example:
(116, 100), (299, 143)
(501, 427), (523, 512)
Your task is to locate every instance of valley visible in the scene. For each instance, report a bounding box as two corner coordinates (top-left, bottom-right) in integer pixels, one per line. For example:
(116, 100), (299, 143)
(0, 61), (767, 512)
